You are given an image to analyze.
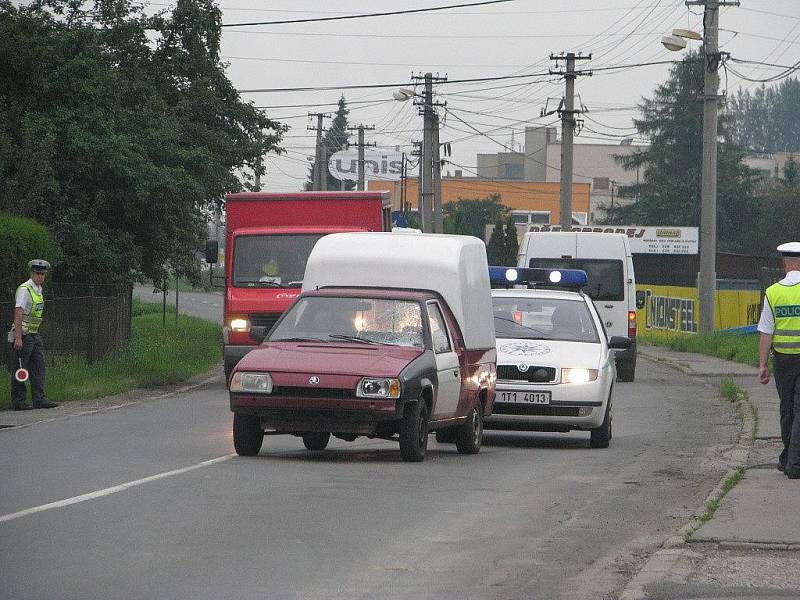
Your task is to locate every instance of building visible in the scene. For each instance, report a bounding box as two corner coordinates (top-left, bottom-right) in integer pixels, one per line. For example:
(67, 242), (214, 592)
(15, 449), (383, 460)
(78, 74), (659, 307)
(743, 151), (798, 194)
(476, 126), (648, 223)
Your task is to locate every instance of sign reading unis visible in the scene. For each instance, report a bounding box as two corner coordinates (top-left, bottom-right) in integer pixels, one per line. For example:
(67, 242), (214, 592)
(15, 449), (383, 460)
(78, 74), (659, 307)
(329, 149), (403, 182)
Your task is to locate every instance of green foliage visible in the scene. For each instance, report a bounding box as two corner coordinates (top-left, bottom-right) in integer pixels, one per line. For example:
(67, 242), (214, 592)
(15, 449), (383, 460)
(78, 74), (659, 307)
(306, 96), (354, 191)
(442, 194), (509, 239)
(612, 52), (759, 253)
(0, 0), (287, 286)
(486, 221), (506, 264)
(729, 78), (800, 153)
(641, 331), (761, 367)
(719, 376), (741, 402)
(0, 299), (220, 408)
(746, 175), (800, 255)
(504, 216), (520, 264)
(0, 212), (53, 298)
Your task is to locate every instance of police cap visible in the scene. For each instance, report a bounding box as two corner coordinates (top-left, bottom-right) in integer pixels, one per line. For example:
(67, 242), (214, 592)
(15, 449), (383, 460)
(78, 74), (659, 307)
(28, 259), (51, 273)
(777, 242), (800, 258)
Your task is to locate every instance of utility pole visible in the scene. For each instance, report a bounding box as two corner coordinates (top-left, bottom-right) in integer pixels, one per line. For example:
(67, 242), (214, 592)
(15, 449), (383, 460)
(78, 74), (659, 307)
(687, 0), (737, 334)
(410, 141), (423, 222)
(547, 53), (591, 228)
(308, 112), (330, 191)
(432, 112), (443, 233)
(347, 124), (376, 191)
(412, 72), (447, 233)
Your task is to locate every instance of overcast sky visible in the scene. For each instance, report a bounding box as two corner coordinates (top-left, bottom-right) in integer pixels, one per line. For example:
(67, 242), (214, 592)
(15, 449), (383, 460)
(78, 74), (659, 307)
(165, 1), (798, 190)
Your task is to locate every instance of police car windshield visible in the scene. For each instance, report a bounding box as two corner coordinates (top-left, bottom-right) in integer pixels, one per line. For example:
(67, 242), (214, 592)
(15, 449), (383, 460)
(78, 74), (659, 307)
(233, 234), (324, 288)
(492, 297), (599, 343)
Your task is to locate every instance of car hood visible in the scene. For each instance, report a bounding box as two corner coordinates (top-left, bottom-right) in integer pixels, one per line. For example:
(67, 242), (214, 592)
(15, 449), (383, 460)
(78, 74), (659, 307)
(496, 338), (602, 369)
(236, 342), (425, 377)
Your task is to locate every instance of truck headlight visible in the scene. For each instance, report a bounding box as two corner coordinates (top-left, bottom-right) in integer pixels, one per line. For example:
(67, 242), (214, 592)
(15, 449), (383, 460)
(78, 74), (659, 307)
(561, 368), (598, 384)
(230, 371), (273, 393)
(230, 318), (249, 332)
(357, 378), (400, 399)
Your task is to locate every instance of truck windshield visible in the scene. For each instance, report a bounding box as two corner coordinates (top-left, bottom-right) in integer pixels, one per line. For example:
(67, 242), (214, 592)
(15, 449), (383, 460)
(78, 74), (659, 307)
(233, 234), (325, 288)
(528, 258), (624, 301)
(270, 297), (425, 348)
(493, 297), (599, 343)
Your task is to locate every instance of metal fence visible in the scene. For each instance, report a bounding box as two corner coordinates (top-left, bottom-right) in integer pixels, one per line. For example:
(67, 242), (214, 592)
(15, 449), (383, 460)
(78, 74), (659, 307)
(2, 284), (132, 367)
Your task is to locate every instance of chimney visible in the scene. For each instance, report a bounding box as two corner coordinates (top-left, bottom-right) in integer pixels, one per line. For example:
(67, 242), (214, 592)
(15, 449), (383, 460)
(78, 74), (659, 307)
(454, 170), (462, 178)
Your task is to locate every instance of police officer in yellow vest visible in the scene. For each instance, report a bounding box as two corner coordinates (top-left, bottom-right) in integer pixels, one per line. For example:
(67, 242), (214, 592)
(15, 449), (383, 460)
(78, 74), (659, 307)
(758, 242), (800, 479)
(9, 260), (58, 410)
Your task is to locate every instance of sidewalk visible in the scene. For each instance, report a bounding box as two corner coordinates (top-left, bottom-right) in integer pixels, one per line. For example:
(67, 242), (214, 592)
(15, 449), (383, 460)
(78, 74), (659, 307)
(621, 345), (800, 600)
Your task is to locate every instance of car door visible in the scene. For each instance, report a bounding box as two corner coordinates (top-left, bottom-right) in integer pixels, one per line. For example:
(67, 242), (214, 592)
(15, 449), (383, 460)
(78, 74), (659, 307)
(427, 301), (461, 418)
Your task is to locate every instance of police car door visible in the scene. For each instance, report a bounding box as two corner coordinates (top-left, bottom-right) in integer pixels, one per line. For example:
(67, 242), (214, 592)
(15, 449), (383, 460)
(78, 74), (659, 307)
(427, 301), (460, 418)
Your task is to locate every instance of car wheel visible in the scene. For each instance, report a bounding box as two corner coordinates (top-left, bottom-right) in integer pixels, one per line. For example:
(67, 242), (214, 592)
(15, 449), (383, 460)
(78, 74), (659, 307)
(400, 400), (429, 462)
(616, 358), (635, 382)
(302, 432), (330, 451)
(233, 413), (264, 456)
(590, 401), (612, 449)
(455, 404), (483, 454)
(435, 428), (457, 444)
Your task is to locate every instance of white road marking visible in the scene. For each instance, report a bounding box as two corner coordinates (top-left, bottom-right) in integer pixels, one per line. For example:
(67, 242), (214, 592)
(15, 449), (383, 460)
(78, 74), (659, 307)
(0, 454), (235, 524)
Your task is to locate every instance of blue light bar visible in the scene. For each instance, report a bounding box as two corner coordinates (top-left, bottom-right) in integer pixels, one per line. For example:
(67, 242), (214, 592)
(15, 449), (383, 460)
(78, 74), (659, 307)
(488, 266), (588, 289)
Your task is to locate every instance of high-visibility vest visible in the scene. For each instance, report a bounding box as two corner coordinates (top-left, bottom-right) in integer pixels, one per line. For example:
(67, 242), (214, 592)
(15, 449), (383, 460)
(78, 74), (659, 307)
(17, 282), (45, 334)
(766, 281), (800, 354)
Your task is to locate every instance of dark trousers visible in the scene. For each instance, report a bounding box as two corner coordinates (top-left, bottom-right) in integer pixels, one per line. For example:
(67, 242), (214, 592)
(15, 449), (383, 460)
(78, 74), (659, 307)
(9, 333), (46, 407)
(774, 351), (800, 475)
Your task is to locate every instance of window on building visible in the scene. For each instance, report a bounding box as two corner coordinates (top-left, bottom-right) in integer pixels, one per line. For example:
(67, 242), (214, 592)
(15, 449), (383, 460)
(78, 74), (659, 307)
(592, 177), (610, 191)
(503, 164), (524, 179)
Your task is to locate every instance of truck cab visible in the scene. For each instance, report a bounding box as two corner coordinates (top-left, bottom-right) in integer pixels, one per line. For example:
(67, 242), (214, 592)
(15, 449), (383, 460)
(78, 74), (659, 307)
(222, 192), (391, 381)
(228, 231), (497, 462)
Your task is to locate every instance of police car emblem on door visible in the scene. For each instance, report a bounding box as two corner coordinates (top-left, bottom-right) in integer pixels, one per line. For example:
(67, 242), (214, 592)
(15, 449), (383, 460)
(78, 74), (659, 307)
(309, 376), (320, 385)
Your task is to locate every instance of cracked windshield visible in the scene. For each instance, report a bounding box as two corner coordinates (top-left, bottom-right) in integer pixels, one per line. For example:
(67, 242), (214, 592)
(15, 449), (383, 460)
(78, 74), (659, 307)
(270, 297), (424, 347)
(233, 234), (324, 288)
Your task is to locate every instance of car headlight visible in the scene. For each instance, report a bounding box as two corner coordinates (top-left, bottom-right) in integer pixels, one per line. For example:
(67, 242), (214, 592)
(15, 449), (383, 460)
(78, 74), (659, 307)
(229, 318), (249, 332)
(561, 368), (598, 384)
(229, 371), (273, 393)
(356, 377), (401, 399)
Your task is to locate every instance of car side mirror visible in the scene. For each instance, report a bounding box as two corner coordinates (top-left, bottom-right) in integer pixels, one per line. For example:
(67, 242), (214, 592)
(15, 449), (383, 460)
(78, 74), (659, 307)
(205, 240), (218, 264)
(248, 326), (268, 344)
(608, 336), (632, 350)
(635, 290), (646, 310)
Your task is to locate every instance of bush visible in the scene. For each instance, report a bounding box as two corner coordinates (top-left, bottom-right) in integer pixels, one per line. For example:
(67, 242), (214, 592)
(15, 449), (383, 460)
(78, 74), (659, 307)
(0, 212), (53, 298)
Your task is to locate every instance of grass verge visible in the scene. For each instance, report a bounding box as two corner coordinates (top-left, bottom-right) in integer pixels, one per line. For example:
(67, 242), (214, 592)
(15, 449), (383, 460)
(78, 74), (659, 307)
(640, 331), (760, 367)
(694, 467), (746, 531)
(1, 300), (220, 410)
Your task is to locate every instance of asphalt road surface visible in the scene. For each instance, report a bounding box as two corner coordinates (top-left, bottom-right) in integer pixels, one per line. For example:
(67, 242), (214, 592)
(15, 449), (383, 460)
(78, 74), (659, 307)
(1, 357), (737, 600)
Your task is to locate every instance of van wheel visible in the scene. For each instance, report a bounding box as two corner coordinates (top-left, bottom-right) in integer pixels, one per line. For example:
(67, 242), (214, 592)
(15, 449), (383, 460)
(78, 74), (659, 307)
(617, 358), (635, 382)
(455, 405), (483, 454)
(233, 413), (264, 456)
(590, 401), (612, 449)
(302, 432), (330, 451)
(400, 400), (429, 462)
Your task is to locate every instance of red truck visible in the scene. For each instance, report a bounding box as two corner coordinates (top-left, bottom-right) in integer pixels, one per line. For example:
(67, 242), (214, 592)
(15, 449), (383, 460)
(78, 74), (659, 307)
(222, 191), (392, 381)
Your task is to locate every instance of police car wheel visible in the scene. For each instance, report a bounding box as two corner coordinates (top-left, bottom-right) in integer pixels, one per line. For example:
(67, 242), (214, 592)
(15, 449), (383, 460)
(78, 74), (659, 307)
(233, 413), (264, 456)
(302, 432), (330, 451)
(455, 404), (483, 455)
(400, 400), (429, 462)
(590, 401), (612, 449)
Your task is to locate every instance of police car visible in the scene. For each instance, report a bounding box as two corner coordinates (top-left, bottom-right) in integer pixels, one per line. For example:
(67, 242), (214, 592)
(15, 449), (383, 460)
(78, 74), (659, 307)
(484, 267), (632, 448)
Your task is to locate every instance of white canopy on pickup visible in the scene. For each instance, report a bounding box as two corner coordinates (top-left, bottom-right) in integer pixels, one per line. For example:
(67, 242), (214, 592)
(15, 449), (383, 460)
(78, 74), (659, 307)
(303, 232), (495, 351)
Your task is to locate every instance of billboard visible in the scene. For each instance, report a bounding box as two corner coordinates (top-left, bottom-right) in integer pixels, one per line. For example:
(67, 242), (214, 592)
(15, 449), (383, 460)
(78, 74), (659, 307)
(526, 225), (699, 254)
(329, 149), (403, 182)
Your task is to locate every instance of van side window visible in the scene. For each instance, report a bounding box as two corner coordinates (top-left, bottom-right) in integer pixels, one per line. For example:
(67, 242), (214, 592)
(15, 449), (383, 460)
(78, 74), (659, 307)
(427, 302), (452, 353)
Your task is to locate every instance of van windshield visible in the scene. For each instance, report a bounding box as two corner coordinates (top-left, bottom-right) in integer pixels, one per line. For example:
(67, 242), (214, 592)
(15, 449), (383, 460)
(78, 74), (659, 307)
(270, 297), (425, 348)
(233, 234), (324, 288)
(528, 258), (624, 301)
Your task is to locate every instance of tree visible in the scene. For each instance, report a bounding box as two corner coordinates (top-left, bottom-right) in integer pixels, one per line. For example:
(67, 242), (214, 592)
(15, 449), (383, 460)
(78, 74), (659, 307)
(612, 51), (759, 252)
(305, 96), (354, 191)
(442, 194), (509, 239)
(503, 216), (520, 265)
(0, 0), (287, 286)
(729, 78), (800, 153)
(486, 220), (506, 264)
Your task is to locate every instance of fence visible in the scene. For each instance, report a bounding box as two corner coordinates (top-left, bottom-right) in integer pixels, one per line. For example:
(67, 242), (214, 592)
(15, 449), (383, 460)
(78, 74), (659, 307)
(2, 284), (132, 367)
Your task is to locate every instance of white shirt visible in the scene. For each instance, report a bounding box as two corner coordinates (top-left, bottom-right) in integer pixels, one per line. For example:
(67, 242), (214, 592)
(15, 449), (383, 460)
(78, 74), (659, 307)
(757, 270), (800, 335)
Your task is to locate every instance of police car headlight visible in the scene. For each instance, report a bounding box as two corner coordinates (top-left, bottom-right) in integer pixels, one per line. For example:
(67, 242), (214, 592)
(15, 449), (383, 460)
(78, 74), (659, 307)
(230, 372), (273, 393)
(357, 378), (401, 399)
(561, 368), (598, 384)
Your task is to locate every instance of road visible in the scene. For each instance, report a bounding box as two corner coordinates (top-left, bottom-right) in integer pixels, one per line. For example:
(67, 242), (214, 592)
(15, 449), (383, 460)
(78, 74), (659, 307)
(133, 286), (223, 324)
(0, 357), (737, 600)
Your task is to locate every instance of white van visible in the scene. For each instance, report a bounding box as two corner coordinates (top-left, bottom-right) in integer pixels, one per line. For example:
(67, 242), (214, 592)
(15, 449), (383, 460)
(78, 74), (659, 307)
(517, 231), (639, 381)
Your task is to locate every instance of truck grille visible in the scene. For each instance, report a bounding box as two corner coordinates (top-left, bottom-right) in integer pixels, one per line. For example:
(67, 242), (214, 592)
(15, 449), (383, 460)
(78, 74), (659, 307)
(497, 365), (556, 383)
(250, 313), (282, 329)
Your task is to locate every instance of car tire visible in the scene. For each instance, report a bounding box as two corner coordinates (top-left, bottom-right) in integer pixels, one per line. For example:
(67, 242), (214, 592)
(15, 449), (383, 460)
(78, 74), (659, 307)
(455, 404), (483, 454)
(400, 400), (429, 462)
(616, 358), (636, 382)
(590, 401), (612, 449)
(302, 432), (330, 451)
(435, 428), (457, 444)
(233, 413), (264, 456)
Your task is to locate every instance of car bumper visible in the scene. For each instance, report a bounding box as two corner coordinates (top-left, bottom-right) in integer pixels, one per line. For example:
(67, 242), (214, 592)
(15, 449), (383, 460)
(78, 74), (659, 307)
(230, 393), (404, 435)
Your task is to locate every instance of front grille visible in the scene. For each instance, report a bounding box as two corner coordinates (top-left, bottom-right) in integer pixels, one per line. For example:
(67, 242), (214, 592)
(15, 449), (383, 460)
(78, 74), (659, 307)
(250, 313), (281, 329)
(272, 386), (356, 399)
(497, 365), (556, 383)
(493, 403), (579, 417)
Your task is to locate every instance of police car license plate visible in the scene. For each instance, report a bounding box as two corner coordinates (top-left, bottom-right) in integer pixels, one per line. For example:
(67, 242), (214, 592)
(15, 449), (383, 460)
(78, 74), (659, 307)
(499, 391), (551, 404)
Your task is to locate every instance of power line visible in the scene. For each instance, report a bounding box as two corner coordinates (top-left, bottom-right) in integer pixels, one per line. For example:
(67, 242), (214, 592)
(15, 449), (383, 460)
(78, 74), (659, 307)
(221, 0), (519, 27)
